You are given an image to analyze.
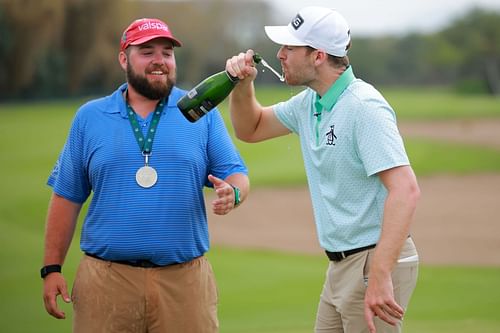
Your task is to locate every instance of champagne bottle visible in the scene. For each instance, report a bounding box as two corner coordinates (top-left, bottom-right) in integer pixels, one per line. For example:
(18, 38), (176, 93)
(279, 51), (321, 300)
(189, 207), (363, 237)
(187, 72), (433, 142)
(177, 54), (262, 122)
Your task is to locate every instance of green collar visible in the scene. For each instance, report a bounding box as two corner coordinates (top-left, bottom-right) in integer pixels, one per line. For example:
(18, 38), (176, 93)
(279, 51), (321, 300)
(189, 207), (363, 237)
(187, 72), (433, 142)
(314, 66), (355, 114)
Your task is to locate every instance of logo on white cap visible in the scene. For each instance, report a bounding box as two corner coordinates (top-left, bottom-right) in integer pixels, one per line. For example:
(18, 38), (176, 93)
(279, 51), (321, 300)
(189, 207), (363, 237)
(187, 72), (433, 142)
(264, 6), (350, 57)
(291, 14), (304, 30)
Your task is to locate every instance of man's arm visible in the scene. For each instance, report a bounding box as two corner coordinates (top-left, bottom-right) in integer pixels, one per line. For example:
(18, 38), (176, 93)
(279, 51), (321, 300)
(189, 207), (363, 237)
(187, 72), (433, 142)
(364, 165), (420, 333)
(227, 50), (290, 143)
(42, 193), (82, 319)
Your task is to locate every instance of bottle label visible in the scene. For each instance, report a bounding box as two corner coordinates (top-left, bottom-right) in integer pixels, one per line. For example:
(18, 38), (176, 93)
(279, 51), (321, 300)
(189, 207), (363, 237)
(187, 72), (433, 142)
(187, 88), (198, 99)
(187, 109), (201, 122)
(185, 99), (215, 122)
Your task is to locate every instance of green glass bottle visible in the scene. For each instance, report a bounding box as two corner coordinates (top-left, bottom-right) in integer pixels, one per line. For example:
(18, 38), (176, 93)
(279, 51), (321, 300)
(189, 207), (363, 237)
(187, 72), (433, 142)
(177, 54), (262, 122)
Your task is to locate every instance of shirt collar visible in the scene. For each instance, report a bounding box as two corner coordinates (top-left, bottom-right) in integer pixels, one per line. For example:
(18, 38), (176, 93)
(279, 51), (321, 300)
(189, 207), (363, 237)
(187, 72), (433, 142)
(103, 83), (181, 118)
(314, 65), (355, 114)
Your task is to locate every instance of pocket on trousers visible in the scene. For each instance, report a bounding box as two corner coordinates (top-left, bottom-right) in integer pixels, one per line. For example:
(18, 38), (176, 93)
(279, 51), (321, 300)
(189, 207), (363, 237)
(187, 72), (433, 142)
(71, 257), (87, 305)
(362, 250), (372, 287)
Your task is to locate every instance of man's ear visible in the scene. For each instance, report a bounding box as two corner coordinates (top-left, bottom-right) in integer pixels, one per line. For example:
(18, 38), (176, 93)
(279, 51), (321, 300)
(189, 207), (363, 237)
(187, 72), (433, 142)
(118, 51), (127, 71)
(313, 50), (328, 66)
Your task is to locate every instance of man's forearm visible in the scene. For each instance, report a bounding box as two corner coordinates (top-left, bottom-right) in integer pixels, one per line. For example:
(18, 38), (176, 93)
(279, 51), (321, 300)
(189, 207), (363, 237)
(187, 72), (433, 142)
(371, 195), (416, 274)
(372, 166), (420, 274)
(229, 80), (262, 142)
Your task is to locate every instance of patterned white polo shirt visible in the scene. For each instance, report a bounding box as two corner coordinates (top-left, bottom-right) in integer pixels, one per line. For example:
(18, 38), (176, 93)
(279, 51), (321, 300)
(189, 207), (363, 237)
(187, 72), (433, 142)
(274, 66), (410, 252)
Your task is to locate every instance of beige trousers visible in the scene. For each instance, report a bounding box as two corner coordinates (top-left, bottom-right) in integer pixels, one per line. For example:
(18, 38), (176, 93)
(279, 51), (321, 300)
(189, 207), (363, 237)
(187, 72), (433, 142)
(315, 237), (419, 333)
(72, 255), (219, 333)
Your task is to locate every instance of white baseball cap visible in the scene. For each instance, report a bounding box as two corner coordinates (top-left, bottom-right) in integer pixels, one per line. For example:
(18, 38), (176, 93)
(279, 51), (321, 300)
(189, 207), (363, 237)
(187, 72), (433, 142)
(264, 6), (350, 57)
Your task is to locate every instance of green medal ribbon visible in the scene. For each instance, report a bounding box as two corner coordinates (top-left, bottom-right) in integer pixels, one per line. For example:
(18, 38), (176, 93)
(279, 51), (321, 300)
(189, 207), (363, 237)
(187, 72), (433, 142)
(125, 91), (166, 158)
(125, 90), (167, 188)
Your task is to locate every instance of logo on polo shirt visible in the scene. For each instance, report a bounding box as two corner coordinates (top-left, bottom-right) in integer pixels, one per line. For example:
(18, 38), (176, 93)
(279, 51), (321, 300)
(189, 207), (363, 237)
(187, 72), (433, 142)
(291, 14), (304, 30)
(49, 159), (60, 178)
(326, 125), (337, 146)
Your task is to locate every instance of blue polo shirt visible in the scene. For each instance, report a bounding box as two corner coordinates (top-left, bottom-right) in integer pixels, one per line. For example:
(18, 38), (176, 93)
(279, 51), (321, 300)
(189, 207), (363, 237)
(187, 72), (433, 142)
(274, 67), (409, 252)
(48, 84), (247, 265)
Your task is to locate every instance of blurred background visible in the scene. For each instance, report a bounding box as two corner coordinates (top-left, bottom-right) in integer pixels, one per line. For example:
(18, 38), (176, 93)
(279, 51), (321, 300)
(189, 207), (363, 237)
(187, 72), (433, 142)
(1, 1), (500, 332)
(0, 0), (499, 101)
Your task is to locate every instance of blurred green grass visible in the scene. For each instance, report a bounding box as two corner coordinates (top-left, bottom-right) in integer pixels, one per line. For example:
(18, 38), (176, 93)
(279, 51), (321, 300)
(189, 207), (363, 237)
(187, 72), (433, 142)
(211, 249), (500, 333)
(250, 85), (500, 120)
(1, 87), (500, 332)
(381, 87), (500, 120)
(3, 244), (498, 333)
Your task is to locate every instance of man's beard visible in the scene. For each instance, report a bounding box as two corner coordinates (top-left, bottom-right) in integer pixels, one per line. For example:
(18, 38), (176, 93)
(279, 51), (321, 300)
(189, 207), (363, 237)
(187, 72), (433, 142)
(126, 62), (175, 100)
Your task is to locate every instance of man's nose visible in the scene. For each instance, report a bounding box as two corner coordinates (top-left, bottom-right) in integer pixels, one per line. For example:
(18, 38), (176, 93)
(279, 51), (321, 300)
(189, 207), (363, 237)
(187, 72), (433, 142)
(277, 46), (285, 60)
(152, 52), (166, 64)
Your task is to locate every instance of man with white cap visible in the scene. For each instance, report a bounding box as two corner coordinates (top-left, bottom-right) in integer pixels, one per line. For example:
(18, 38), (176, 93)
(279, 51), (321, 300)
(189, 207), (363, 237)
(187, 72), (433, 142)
(226, 6), (420, 333)
(41, 17), (249, 332)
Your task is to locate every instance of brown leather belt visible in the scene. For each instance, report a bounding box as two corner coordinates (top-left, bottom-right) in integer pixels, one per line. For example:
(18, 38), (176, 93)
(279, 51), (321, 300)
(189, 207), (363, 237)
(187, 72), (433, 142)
(86, 253), (163, 268)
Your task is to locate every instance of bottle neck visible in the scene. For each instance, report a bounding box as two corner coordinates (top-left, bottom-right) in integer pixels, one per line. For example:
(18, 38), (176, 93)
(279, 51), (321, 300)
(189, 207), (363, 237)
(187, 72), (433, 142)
(225, 70), (239, 83)
(224, 53), (261, 84)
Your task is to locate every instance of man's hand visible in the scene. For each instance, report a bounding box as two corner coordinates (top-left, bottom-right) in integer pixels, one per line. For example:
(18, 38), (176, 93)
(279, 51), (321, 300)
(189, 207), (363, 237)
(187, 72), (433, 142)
(364, 271), (404, 333)
(43, 273), (71, 319)
(208, 174), (236, 215)
(225, 49), (258, 82)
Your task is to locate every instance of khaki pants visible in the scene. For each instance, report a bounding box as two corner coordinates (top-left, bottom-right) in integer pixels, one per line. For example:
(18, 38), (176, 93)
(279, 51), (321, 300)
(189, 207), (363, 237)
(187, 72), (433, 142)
(315, 237), (419, 333)
(72, 255), (219, 333)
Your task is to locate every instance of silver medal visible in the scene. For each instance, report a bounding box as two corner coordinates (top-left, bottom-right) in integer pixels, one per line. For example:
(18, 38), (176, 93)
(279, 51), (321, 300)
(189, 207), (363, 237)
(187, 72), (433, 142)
(136, 166), (158, 188)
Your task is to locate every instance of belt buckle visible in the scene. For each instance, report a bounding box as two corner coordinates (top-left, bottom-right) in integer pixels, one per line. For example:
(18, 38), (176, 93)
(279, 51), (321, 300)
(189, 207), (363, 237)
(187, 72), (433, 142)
(135, 260), (157, 268)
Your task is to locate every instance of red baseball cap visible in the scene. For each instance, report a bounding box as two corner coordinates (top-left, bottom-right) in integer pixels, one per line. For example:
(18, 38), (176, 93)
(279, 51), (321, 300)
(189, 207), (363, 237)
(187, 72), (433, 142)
(120, 18), (182, 51)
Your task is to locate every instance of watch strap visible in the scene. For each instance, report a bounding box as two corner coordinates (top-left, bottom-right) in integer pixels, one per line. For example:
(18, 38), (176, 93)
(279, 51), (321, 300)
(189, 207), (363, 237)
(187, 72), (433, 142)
(230, 184), (241, 207)
(40, 264), (62, 279)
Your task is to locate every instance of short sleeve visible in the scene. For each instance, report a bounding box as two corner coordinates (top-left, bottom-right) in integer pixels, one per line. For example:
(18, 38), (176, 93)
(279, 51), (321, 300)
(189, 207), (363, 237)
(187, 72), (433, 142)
(355, 98), (409, 176)
(47, 110), (92, 203)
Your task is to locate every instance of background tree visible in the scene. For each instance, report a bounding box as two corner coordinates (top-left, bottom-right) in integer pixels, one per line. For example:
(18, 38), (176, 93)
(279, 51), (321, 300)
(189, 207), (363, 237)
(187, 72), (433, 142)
(63, 0), (133, 95)
(439, 8), (500, 94)
(0, 0), (65, 98)
(0, 1), (498, 101)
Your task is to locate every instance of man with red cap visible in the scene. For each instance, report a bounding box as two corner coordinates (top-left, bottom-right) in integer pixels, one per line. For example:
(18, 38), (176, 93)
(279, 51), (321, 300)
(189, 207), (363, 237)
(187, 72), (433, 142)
(41, 18), (249, 332)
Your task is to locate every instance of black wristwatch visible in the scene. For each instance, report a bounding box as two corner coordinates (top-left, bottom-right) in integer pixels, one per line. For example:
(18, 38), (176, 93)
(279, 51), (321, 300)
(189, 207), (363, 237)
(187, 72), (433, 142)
(40, 264), (62, 279)
(230, 184), (241, 207)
